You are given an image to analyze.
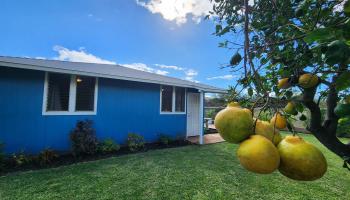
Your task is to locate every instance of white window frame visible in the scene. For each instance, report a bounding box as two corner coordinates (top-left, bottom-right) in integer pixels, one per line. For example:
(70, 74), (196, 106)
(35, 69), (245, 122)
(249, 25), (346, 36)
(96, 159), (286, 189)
(42, 72), (98, 116)
(160, 85), (186, 114)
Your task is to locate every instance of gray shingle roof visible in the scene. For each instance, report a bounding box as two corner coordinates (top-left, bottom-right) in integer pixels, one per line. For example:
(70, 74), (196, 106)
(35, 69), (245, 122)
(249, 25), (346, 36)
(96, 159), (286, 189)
(0, 56), (226, 93)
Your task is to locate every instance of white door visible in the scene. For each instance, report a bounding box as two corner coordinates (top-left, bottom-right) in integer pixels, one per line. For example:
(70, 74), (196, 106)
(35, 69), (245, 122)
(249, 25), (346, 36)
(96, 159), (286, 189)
(187, 93), (200, 137)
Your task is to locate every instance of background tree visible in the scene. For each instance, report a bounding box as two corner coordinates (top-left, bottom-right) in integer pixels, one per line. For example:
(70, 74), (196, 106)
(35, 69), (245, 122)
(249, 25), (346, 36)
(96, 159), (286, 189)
(210, 0), (350, 167)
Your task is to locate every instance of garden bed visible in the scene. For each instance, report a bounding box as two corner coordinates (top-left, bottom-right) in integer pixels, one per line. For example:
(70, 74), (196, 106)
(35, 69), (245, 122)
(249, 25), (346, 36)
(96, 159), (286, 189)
(0, 140), (192, 176)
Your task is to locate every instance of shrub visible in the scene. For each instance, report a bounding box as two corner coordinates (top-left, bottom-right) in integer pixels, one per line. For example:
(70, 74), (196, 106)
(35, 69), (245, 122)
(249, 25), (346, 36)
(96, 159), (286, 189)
(0, 142), (4, 170)
(70, 120), (98, 156)
(127, 133), (145, 152)
(158, 134), (172, 146)
(37, 148), (58, 166)
(337, 117), (350, 138)
(98, 138), (120, 153)
(12, 151), (31, 167)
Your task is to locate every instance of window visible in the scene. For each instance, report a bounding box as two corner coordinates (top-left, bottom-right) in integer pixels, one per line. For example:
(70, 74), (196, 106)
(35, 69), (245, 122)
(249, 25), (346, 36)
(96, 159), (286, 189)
(46, 73), (70, 111)
(175, 87), (185, 112)
(75, 76), (96, 111)
(161, 86), (173, 112)
(43, 72), (98, 115)
(160, 86), (186, 114)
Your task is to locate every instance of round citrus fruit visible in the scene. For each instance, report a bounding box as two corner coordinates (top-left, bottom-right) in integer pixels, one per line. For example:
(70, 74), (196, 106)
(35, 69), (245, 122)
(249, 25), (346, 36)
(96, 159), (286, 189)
(270, 113), (287, 129)
(272, 131), (283, 146)
(254, 120), (279, 142)
(298, 74), (318, 88)
(284, 102), (297, 115)
(278, 135), (327, 181)
(278, 78), (291, 89)
(237, 135), (280, 174)
(227, 101), (240, 107)
(215, 104), (253, 143)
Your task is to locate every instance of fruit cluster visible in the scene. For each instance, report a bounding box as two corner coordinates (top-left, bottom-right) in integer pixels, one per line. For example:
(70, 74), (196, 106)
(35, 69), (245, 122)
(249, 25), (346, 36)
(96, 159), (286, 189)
(214, 102), (327, 181)
(214, 73), (329, 181)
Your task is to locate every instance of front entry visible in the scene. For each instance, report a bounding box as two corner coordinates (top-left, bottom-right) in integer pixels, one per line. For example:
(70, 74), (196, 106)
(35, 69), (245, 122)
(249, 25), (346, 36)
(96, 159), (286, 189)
(187, 93), (200, 137)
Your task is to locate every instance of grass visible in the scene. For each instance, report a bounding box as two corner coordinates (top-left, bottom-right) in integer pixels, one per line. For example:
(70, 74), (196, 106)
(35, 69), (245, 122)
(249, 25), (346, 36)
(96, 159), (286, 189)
(0, 134), (349, 200)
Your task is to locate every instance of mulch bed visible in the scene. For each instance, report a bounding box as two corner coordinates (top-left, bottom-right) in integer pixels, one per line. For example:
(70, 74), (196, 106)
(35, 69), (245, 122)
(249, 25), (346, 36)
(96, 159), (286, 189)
(0, 140), (193, 176)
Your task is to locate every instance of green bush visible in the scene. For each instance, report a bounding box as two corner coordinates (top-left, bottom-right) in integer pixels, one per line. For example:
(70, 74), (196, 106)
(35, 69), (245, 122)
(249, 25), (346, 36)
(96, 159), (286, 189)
(158, 134), (173, 146)
(127, 133), (145, 152)
(98, 138), (120, 153)
(337, 117), (350, 138)
(70, 120), (98, 156)
(0, 142), (4, 170)
(37, 148), (58, 166)
(11, 151), (31, 167)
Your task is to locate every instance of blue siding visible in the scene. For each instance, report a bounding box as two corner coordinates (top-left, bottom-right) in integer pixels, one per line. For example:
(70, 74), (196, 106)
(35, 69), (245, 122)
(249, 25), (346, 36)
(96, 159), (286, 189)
(0, 67), (188, 154)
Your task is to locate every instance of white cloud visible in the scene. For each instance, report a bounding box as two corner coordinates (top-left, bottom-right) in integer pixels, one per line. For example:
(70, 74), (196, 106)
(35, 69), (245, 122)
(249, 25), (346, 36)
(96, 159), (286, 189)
(185, 69), (198, 76)
(207, 74), (235, 80)
(52, 46), (168, 75)
(155, 64), (184, 71)
(184, 76), (199, 83)
(136, 0), (212, 25)
(53, 45), (116, 65)
(122, 63), (169, 75)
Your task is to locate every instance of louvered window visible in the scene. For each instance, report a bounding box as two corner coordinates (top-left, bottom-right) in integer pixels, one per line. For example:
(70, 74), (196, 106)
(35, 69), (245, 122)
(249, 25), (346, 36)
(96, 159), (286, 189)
(75, 76), (96, 111)
(161, 86), (173, 112)
(175, 87), (185, 112)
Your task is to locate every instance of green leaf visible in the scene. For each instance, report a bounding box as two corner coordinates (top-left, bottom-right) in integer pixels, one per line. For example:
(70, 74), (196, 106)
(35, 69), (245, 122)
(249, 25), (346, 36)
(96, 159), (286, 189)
(248, 88), (253, 96)
(345, 0), (350, 16)
(304, 28), (332, 43)
(336, 71), (350, 91)
(215, 24), (222, 34)
(230, 53), (242, 66)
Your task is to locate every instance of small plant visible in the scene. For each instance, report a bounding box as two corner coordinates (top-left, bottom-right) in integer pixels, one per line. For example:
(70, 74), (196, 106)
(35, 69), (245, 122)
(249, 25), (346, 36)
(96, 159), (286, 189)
(98, 138), (120, 153)
(337, 117), (350, 138)
(0, 142), (5, 170)
(127, 133), (145, 152)
(12, 151), (31, 167)
(70, 120), (98, 156)
(158, 134), (172, 146)
(37, 148), (58, 166)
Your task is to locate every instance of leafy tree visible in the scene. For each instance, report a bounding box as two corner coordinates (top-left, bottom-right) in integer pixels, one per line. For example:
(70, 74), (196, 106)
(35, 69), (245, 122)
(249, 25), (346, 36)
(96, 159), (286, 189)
(210, 0), (350, 166)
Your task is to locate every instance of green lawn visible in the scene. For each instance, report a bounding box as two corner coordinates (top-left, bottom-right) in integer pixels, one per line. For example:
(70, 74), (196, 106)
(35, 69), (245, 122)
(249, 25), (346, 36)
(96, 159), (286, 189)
(0, 134), (349, 200)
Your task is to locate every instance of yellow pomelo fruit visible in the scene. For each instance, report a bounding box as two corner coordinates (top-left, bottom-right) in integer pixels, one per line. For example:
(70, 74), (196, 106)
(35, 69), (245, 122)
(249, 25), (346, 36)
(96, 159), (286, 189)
(270, 113), (287, 129)
(215, 105), (253, 143)
(254, 120), (279, 141)
(298, 74), (318, 88)
(227, 102), (240, 107)
(237, 135), (280, 174)
(272, 131), (283, 146)
(278, 78), (291, 89)
(284, 102), (297, 115)
(278, 135), (327, 181)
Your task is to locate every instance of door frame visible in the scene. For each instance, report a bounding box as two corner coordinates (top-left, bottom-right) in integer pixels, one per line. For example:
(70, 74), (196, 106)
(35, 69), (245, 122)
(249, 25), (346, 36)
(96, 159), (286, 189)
(186, 91), (205, 144)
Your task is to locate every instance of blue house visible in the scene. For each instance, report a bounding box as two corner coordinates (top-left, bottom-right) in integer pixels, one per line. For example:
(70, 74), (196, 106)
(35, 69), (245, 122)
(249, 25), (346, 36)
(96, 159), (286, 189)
(0, 56), (225, 154)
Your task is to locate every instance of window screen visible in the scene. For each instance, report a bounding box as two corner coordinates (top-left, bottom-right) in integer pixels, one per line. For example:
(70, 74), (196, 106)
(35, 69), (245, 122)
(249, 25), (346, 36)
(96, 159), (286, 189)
(161, 86), (173, 112)
(175, 87), (185, 112)
(75, 76), (96, 111)
(46, 73), (71, 111)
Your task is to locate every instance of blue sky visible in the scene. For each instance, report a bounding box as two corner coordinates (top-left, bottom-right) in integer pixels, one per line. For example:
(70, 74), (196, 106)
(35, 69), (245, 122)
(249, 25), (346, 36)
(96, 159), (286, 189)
(0, 0), (239, 89)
